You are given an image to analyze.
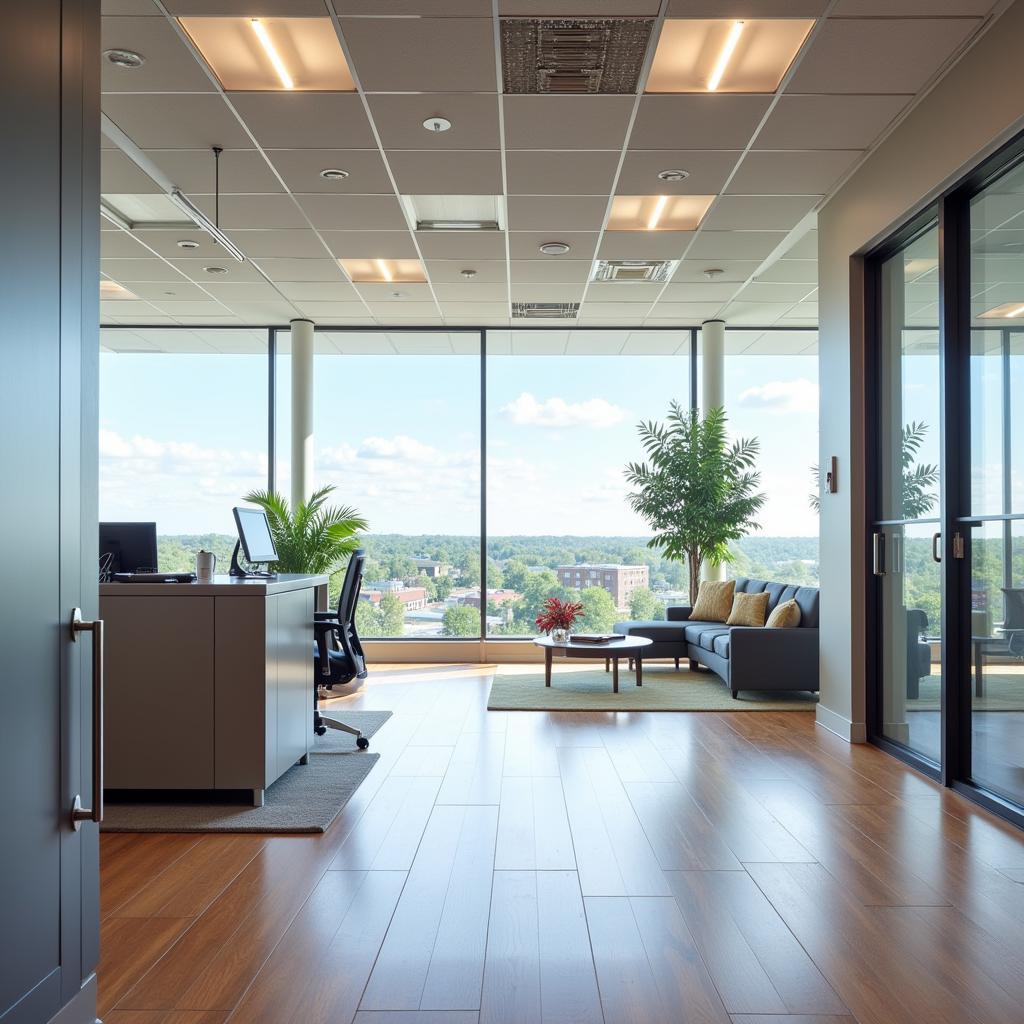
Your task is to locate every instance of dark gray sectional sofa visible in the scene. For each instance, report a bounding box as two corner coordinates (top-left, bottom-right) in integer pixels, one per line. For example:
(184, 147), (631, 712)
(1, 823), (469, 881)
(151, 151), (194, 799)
(614, 576), (820, 698)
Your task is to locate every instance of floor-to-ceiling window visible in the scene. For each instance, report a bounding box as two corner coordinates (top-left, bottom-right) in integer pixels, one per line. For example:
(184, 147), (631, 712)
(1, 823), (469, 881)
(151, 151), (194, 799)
(99, 327), (270, 572)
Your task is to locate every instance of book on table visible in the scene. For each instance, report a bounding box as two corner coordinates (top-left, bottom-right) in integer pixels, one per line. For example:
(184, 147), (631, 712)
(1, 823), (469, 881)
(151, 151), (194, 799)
(570, 634), (625, 644)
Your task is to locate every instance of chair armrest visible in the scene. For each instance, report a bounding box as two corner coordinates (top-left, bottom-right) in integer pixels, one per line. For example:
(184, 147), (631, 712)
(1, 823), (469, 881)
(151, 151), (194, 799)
(314, 611), (339, 620)
(729, 627), (819, 690)
(312, 620), (339, 677)
(666, 606), (693, 622)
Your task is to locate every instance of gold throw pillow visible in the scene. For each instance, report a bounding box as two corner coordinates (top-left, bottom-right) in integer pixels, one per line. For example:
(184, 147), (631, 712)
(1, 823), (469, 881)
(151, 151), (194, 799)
(690, 579), (736, 623)
(766, 598), (802, 628)
(727, 591), (769, 627)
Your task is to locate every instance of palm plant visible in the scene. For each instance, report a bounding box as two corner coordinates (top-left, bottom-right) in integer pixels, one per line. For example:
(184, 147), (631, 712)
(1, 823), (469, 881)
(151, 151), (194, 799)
(625, 403), (765, 605)
(242, 485), (368, 575)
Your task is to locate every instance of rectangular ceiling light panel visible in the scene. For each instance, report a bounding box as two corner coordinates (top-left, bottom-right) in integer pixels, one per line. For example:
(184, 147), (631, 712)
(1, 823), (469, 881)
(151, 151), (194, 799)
(100, 279), (137, 299)
(339, 258), (427, 284)
(607, 195), (715, 231)
(979, 302), (1024, 319)
(179, 18), (355, 91)
(646, 19), (814, 93)
(501, 18), (654, 94)
(401, 195), (506, 231)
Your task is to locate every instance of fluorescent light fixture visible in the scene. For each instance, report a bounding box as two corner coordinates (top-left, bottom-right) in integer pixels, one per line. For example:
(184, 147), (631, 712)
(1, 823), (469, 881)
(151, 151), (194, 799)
(101, 193), (188, 225)
(100, 279), (136, 299)
(980, 302), (1024, 319)
(708, 20), (743, 91)
(401, 195), (506, 232)
(647, 195), (669, 231)
(167, 188), (246, 262)
(250, 19), (293, 89)
(178, 17), (354, 92)
(417, 220), (500, 231)
(608, 195), (715, 232)
(339, 258), (427, 284)
(646, 19), (814, 94)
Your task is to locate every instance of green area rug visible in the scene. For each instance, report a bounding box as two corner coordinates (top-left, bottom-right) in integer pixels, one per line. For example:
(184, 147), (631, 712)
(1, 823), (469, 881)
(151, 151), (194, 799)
(488, 664), (817, 712)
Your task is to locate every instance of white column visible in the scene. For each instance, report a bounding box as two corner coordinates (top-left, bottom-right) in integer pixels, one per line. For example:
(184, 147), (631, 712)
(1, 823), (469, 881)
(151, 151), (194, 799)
(290, 318), (314, 509)
(701, 319), (727, 582)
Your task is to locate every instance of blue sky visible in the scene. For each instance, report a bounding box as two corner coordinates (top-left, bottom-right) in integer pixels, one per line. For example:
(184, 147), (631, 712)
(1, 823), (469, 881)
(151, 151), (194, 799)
(100, 346), (820, 539)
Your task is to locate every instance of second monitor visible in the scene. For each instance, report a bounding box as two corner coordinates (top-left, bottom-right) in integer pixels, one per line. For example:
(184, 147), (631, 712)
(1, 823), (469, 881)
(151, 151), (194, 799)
(230, 506), (279, 578)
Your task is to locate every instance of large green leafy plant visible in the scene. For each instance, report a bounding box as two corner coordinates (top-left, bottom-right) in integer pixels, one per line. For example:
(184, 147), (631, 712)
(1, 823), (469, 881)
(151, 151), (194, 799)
(625, 403), (765, 605)
(242, 485), (368, 575)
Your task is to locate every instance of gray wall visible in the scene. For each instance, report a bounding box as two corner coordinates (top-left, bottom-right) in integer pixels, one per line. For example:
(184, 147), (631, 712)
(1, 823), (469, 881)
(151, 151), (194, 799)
(817, 0), (1024, 740)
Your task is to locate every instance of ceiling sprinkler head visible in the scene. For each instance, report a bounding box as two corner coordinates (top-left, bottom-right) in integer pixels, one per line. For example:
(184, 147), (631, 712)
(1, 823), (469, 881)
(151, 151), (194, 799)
(460, 269), (478, 279)
(176, 239), (200, 250)
(422, 116), (452, 133)
(204, 266), (228, 275)
(657, 168), (690, 182)
(319, 168), (350, 180)
(703, 268), (724, 280)
(104, 48), (145, 69)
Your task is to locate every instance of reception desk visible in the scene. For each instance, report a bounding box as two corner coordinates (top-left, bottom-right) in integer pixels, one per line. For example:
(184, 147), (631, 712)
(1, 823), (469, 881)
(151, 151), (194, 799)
(100, 573), (328, 806)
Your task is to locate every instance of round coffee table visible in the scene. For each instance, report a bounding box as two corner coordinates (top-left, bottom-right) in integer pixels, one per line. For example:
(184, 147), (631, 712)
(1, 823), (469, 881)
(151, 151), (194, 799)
(532, 635), (654, 693)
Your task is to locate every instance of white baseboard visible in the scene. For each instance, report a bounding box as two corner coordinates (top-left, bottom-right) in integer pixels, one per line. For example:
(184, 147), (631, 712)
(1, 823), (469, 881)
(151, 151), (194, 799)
(815, 703), (867, 743)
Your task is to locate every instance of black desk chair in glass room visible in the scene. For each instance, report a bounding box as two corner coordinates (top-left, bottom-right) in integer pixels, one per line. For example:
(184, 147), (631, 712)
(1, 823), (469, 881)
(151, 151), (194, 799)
(312, 549), (370, 749)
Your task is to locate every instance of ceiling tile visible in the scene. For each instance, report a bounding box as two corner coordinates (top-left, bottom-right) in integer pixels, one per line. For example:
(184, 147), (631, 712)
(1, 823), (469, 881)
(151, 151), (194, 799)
(194, 194), (307, 230)
(415, 231), (506, 259)
(756, 94), (910, 150)
(506, 151), (621, 195)
(672, 259), (761, 282)
(102, 94), (251, 149)
(102, 258), (189, 282)
(338, 1), (491, 11)
(834, 0), (990, 11)
(101, 16), (215, 93)
(433, 283), (509, 301)
(506, 196), (609, 232)
(297, 301), (376, 317)
(126, 281), (212, 301)
(438, 301), (511, 317)
(147, 299), (228, 316)
(719, 300), (791, 324)
(368, 94), (500, 150)
(787, 18), (981, 95)
(229, 229), (328, 258)
(275, 281), (359, 301)
(686, 230), (787, 260)
(738, 281), (816, 302)
(228, 93), (376, 149)
(322, 231), (418, 259)
(365, 300), (440, 317)
(598, 232), (693, 260)
(630, 95), (772, 149)
(201, 282), (287, 302)
(727, 149), (861, 195)
(648, 301), (728, 320)
(170, 257), (268, 282)
(666, 0), (826, 10)
(165, 1), (326, 11)
(578, 302), (651, 320)
(782, 230), (817, 259)
(502, 97), (635, 150)
(616, 150), (739, 195)
(509, 232), (599, 261)
(127, 230), (224, 259)
(500, 0), (659, 11)
(254, 258), (349, 281)
(102, 149), (162, 193)
(511, 284), (587, 303)
(387, 151), (503, 195)
(295, 194), (408, 230)
(265, 150), (393, 195)
(426, 260), (507, 284)
(510, 260), (593, 284)
(148, 148), (284, 194)
(355, 283), (435, 301)
(103, 0), (163, 13)
(703, 195), (819, 231)
(755, 258), (818, 283)
(585, 282), (665, 302)
(660, 281), (745, 302)
(341, 17), (497, 92)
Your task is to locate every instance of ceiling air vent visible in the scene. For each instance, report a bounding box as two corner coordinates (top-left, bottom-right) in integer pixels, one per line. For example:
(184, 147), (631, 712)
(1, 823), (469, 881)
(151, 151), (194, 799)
(501, 18), (654, 94)
(512, 302), (580, 319)
(592, 259), (678, 283)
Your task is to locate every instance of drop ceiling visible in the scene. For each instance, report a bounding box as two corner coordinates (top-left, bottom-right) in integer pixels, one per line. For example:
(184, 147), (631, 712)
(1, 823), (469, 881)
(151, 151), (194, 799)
(99, 0), (999, 330)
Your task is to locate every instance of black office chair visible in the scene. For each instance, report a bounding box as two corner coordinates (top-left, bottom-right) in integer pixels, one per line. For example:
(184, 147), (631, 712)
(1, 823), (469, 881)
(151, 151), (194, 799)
(906, 608), (932, 700)
(312, 549), (370, 749)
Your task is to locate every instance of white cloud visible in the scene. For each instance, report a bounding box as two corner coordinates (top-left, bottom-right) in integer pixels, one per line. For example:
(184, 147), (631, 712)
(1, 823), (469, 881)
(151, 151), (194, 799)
(501, 392), (628, 429)
(737, 378), (818, 414)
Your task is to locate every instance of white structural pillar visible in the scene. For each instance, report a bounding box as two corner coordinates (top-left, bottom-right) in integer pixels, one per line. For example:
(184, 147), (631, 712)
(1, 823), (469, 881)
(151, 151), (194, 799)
(290, 318), (314, 509)
(700, 318), (727, 582)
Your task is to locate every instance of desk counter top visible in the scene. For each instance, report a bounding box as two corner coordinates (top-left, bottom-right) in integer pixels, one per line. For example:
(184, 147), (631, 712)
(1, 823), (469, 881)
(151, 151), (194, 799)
(100, 572), (329, 598)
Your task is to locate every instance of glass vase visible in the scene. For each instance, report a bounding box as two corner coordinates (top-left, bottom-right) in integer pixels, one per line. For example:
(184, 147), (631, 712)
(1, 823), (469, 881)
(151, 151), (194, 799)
(551, 627), (570, 644)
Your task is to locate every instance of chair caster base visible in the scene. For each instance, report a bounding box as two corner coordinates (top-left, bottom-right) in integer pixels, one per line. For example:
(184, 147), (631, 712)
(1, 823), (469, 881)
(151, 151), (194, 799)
(356, 736), (369, 750)
(315, 725), (327, 736)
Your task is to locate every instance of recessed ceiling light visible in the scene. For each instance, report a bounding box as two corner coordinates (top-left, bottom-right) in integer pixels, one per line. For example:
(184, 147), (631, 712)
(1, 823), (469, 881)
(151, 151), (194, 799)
(250, 18), (293, 89)
(319, 168), (349, 180)
(658, 168), (690, 182)
(338, 258), (427, 284)
(423, 116), (452, 133)
(461, 269), (478, 279)
(100, 280), (137, 300)
(104, 48), (145, 69)
(703, 268), (724, 279)
(177, 239), (200, 249)
(402, 195), (505, 232)
(979, 302), (1024, 319)
(608, 195), (715, 232)
(647, 195), (669, 230)
(539, 242), (571, 256)
(646, 19), (814, 94)
(204, 266), (228, 275)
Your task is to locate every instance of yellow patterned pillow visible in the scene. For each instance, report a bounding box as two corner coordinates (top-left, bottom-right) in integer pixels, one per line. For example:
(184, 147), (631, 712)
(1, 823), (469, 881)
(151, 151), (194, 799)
(690, 579), (736, 623)
(727, 591), (769, 627)
(766, 598), (802, 628)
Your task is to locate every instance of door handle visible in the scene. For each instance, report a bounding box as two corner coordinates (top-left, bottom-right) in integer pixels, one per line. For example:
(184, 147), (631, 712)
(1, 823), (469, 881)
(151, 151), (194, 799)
(872, 532), (885, 575)
(932, 532), (942, 564)
(70, 608), (104, 830)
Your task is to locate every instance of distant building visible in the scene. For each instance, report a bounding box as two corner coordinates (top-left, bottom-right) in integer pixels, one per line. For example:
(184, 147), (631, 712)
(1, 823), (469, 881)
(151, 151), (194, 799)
(361, 585), (428, 611)
(414, 558), (450, 578)
(463, 588), (519, 611)
(556, 563), (649, 609)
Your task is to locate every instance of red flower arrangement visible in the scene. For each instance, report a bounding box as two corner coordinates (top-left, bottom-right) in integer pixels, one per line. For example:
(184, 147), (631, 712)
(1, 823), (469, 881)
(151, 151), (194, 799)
(535, 596), (584, 634)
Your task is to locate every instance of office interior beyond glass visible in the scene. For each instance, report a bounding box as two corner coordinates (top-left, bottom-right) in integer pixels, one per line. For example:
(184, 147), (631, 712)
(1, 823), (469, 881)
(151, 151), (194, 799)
(100, 325), (818, 641)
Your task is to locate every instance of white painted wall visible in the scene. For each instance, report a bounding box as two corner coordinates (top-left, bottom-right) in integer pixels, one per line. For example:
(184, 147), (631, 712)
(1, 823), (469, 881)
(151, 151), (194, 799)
(816, 0), (1024, 741)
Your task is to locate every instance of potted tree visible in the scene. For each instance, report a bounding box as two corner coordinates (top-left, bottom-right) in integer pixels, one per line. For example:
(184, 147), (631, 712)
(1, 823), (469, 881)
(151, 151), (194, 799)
(625, 403), (765, 605)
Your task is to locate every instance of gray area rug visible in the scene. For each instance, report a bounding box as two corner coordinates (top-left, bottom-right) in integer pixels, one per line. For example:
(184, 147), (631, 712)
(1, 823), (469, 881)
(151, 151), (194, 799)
(101, 710), (391, 834)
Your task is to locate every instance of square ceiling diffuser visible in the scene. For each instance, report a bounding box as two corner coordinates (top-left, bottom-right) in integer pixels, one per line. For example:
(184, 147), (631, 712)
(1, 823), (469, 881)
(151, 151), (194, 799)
(607, 195), (715, 232)
(179, 18), (355, 91)
(339, 258), (427, 284)
(646, 19), (814, 94)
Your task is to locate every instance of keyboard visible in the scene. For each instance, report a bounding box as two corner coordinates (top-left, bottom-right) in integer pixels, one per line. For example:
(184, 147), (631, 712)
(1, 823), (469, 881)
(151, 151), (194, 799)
(112, 572), (197, 583)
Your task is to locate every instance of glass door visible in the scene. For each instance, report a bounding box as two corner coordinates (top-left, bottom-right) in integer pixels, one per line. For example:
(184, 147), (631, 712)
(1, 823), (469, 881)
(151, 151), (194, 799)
(872, 222), (944, 765)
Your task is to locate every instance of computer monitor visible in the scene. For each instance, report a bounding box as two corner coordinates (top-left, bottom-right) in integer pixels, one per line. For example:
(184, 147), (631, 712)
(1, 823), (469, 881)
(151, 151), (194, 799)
(100, 522), (158, 574)
(231, 506), (279, 574)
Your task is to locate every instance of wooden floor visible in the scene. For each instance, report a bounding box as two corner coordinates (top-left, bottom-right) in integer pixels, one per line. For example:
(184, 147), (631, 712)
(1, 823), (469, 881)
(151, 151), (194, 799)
(98, 663), (1024, 1024)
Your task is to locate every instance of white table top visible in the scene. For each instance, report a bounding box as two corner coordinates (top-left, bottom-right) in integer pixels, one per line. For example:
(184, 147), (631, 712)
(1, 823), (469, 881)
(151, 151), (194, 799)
(532, 634), (653, 652)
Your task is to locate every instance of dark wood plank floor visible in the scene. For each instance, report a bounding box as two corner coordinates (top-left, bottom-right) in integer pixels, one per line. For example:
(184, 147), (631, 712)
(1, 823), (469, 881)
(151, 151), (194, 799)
(98, 664), (1024, 1024)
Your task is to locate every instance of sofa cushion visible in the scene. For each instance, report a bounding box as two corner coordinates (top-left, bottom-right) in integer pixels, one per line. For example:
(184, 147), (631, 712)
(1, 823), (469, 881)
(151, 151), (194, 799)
(794, 586), (820, 628)
(697, 627), (731, 652)
(727, 591), (769, 626)
(684, 622), (731, 651)
(615, 620), (687, 644)
(766, 599), (801, 628)
(713, 633), (731, 658)
(691, 579), (735, 623)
